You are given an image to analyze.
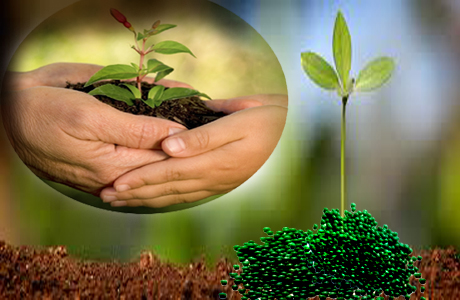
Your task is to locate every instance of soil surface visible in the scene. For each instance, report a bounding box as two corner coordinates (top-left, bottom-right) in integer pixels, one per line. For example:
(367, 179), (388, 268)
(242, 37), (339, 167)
(66, 81), (227, 129)
(0, 241), (458, 299)
(0, 240), (238, 299)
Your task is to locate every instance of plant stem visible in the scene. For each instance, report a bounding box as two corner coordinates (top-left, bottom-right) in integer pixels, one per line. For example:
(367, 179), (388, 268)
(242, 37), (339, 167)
(137, 39), (147, 92)
(341, 96), (348, 218)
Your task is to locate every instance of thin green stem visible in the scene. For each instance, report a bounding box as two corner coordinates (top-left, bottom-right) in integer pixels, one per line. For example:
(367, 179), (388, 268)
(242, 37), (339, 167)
(341, 96), (348, 218)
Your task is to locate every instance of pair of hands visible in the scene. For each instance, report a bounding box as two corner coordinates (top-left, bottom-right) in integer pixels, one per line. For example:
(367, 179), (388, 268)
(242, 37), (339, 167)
(2, 63), (287, 208)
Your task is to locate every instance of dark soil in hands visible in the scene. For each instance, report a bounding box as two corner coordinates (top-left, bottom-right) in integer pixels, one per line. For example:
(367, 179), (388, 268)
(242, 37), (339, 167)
(0, 241), (458, 299)
(66, 81), (227, 129)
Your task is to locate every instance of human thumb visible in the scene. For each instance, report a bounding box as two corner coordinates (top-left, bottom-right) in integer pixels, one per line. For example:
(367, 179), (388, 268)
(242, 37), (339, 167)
(161, 111), (247, 157)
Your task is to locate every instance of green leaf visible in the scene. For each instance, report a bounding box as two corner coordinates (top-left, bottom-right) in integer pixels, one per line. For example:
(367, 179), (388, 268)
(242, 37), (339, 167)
(137, 32), (146, 41)
(301, 51), (340, 90)
(146, 59), (174, 81)
(160, 87), (211, 101)
(333, 11), (352, 90)
(143, 87), (211, 108)
(155, 68), (174, 82)
(148, 85), (165, 101)
(196, 92), (211, 100)
(84, 64), (139, 87)
(88, 84), (134, 106)
(122, 83), (142, 99)
(130, 63), (140, 72)
(151, 24), (177, 35)
(144, 98), (163, 108)
(147, 59), (173, 73)
(152, 41), (195, 57)
(354, 57), (395, 92)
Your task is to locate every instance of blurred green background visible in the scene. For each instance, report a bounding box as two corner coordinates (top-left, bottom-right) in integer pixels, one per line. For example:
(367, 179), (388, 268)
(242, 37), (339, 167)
(0, 0), (459, 265)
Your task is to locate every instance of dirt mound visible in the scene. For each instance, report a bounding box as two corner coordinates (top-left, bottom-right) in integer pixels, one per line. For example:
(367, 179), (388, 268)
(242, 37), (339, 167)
(0, 241), (238, 299)
(0, 240), (458, 299)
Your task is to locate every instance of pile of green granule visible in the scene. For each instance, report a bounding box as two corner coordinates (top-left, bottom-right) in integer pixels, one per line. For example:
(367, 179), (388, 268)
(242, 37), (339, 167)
(220, 204), (425, 300)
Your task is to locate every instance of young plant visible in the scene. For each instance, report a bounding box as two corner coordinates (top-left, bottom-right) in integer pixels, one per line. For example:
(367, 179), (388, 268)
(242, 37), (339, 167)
(301, 11), (395, 217)
(85, 8), (210, 108)
(219, 12), (424, 300)
(220, 15), (425, 297)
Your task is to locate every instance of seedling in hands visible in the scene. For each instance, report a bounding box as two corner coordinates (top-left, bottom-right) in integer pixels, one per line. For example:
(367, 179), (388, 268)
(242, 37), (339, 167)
(301, 11), (395, 217)
(85, 8), (210, 108)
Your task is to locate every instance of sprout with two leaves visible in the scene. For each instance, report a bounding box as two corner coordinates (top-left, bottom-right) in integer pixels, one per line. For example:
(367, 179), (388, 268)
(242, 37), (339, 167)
(301, 11), (395, 217)
(85, 8), (210, 108)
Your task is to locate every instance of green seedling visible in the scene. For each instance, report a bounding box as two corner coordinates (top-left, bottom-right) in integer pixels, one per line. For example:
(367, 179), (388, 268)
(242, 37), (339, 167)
(301, 11), (395, 217)
(85, 8), (210, 108)
(220, 11), (425, 300)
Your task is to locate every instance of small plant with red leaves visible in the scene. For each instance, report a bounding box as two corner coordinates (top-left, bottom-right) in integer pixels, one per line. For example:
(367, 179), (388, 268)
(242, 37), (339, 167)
(85, 8), (210, 108)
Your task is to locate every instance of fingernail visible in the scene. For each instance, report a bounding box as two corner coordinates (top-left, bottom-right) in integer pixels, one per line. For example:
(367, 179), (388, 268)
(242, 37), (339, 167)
(102, 195), (117, 203)
(164, 137), (186, 154)
(111, 201), (128, 207)
(169, 127), (186, 136)
(116, 184), (131, 192)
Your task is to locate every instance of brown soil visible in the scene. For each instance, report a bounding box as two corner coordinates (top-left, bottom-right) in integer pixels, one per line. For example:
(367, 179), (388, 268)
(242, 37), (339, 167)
(0, 241), (458, 299)
(66, 81), (227, 129)
(0, 240), (238, 299)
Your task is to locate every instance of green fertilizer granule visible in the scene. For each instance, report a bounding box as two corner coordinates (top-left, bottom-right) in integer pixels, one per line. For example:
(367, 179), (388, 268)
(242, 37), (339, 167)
(223, 204), (424, 300)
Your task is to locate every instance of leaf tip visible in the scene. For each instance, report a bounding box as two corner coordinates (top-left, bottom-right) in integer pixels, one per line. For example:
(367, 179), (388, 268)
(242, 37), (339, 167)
(335, 10), (346, 24)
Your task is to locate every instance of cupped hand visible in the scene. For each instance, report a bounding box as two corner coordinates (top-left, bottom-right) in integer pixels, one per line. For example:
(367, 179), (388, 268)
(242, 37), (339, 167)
(99, 94), (287, 208)
(1, 75), (188, 195)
